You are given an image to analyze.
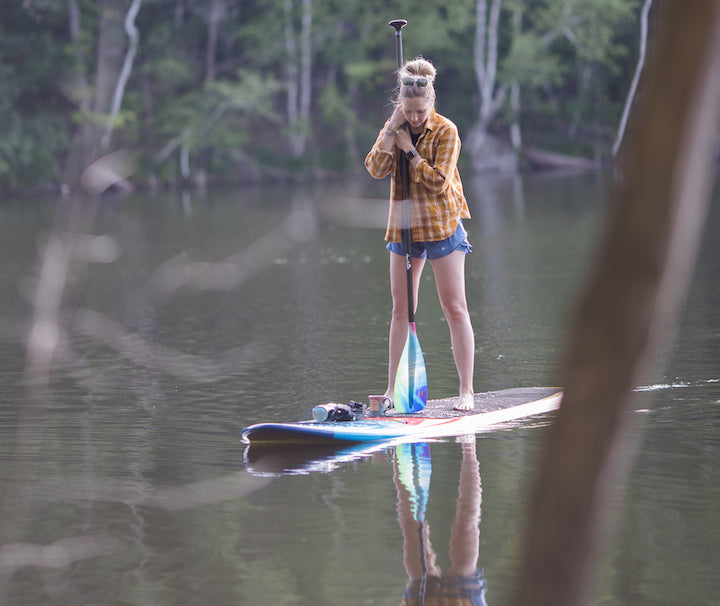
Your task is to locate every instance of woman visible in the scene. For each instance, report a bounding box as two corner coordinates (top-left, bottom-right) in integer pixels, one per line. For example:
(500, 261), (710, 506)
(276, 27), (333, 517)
(365, 57), (475, 412)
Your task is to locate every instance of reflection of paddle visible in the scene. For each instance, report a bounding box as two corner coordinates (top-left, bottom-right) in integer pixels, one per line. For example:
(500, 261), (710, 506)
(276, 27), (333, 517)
(395, 442), (433, 602)
(395, 442), (432, 522)
(389, 19), (428, 413)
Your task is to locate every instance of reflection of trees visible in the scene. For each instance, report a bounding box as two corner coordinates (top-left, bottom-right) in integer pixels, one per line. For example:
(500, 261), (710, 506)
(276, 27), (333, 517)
(466, 173), (526, 389)
(0, 172), (391, 602)
(466, 172), (605, 389)
(394, 439), (487, 606)
(0, 166), (317, 600)
(0, 464), (272, 605)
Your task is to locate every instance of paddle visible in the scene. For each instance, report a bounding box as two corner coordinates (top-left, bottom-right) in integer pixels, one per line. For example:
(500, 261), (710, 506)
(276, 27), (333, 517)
(389, 19), (428, 413)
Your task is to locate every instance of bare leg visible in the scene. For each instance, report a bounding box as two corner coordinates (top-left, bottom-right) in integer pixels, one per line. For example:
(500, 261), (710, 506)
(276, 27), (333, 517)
(429, 251), (475, 410)
(385, 252), (425, 400)
(447, 436), (482, 577)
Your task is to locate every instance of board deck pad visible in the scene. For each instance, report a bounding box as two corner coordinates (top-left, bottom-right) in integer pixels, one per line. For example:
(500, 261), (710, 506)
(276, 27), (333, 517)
(242, 387), (562, 445)
(384, 387), (558, 419)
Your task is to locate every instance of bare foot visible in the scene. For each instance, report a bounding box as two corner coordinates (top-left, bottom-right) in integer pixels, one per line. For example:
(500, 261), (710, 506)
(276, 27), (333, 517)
(453, 393), (474, 411)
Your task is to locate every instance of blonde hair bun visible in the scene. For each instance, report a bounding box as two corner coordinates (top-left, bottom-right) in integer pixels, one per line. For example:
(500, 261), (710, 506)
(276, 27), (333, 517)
(399, 57), (436, 83)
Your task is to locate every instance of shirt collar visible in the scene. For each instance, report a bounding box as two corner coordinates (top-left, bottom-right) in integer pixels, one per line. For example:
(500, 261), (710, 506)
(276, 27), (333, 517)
(423, 108), (440, 132)
(404, 109), (438, 139)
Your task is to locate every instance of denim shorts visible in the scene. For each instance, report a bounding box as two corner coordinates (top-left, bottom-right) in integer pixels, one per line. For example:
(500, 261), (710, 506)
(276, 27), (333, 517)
(386, 220), (472, 260)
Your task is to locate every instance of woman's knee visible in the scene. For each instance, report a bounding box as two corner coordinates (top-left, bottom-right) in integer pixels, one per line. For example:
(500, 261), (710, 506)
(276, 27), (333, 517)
(391, 302), (408, 321)
(441, 299), (470, 324)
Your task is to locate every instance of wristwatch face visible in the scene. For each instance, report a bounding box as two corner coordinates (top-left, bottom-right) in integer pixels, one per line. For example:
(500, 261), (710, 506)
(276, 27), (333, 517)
(405, 149), (417, 160)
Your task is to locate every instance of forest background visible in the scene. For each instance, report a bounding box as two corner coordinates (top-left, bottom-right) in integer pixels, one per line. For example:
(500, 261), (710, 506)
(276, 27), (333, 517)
(0, 0), (658, 194)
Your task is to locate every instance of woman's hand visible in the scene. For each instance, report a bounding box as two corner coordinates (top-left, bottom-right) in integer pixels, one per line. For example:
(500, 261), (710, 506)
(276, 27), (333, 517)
(388, 105), (406, 131)
(394, 127), (413, 153)
(388, 106), (414, 153)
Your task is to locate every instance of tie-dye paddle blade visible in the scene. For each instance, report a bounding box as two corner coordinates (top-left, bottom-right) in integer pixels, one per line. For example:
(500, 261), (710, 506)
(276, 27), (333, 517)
(394, 322), (428, 413)
(396, 442), (432, 522)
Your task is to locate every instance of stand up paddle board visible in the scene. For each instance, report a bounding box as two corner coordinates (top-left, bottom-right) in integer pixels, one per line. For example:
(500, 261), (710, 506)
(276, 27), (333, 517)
(241, 387), (562, 445)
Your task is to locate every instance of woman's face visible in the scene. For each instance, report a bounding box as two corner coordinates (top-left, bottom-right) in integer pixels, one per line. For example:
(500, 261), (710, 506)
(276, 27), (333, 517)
(401, 97), (432, 132)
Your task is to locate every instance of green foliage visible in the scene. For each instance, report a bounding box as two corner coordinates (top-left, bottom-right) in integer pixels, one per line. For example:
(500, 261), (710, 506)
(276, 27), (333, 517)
(0, 0), (647, 191)
(318, 83), (353, 125)
(502, 32), (563, 88)
(0, 4), (70, 190)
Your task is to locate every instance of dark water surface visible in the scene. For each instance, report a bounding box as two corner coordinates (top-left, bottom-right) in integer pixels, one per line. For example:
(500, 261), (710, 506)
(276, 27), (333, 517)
(1, 173), (718, 605)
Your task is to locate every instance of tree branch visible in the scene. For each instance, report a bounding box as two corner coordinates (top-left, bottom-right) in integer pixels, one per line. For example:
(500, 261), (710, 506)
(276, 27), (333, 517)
(100, 0), (143, 151)
(612, 0), (654, 158)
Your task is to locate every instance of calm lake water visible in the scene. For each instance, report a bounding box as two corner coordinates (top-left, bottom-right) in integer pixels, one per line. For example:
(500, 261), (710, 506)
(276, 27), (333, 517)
(0, 172), (718, 605)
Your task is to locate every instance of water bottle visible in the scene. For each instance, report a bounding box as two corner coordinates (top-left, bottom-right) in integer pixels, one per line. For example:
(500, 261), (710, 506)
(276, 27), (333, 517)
(312, 403), (354, 422)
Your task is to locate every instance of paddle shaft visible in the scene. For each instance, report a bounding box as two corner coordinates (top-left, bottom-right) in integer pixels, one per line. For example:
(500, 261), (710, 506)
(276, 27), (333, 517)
(389, 19), (415, 324)
(388, 19), (427, 412)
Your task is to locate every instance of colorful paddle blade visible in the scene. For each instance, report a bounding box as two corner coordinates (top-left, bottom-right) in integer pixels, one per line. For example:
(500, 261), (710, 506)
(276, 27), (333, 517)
(396, 442), (432, 522)
(394, 322), (428, 413)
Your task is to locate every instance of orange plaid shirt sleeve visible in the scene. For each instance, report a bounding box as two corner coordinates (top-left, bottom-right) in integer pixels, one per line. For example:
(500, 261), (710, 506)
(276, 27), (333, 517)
(365, 110), (470, 243)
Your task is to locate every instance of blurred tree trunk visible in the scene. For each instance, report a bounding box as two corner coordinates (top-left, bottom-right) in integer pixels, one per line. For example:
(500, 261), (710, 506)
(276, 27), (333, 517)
(141, 73), (158, 190)
(100, 0), (142, 151)
(205, 0), (226, 84)
(285, 0), (312, 158)
(510, 2), (720, 605)
(62, 0), (130, 191)
(195, 0), (228, 191)
(612, 0), (653, 158)
(467, 0), (510, 170)
(509, 1), (523, 152)
(67, 0), (90, 114)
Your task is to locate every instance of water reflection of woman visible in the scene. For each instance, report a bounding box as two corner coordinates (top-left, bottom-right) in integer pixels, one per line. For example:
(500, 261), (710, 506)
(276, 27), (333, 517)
(393, 437), (488, 606)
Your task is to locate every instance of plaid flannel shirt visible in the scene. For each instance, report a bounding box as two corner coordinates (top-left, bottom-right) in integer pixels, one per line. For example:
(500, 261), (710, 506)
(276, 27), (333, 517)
(365, 109), (470, 243)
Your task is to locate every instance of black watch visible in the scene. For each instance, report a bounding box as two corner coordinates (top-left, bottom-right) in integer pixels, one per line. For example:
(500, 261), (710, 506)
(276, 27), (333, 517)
(405, 148), (419, 161)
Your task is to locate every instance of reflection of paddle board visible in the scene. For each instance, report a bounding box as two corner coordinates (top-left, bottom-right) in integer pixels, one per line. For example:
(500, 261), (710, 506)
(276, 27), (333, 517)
(244, 441), (392, 476)
(241, 387), (562, 445)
